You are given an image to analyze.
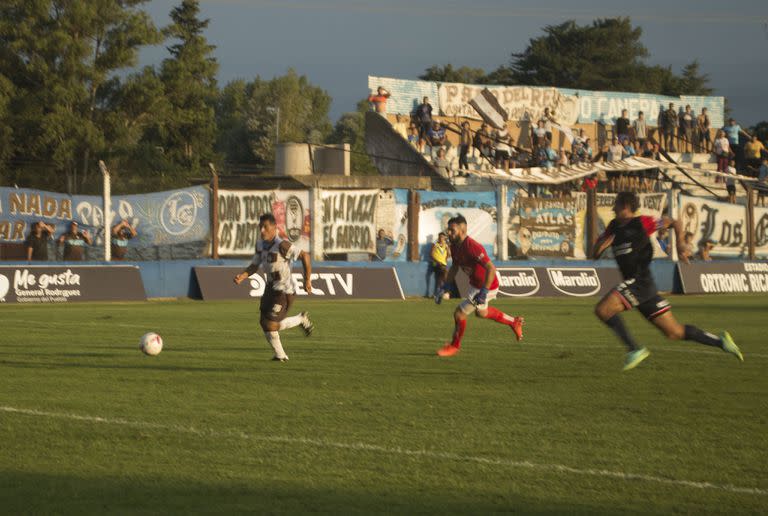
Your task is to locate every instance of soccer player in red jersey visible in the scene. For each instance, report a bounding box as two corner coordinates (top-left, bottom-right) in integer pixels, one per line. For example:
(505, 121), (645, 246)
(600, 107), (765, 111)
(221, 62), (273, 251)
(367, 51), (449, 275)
(434, 215), (524, 357)
(593, 192), (743, 370)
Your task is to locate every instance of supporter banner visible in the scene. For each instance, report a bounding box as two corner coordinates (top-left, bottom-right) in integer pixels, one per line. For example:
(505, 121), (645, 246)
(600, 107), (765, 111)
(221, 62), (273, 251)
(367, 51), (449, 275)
(418, 191), (497, 257)
(0, 186), (210, 247)
(194, 266), (404, 300)
(320, 190), (378, 254)
(217, 189), (310, 256)
(679, 196), (748, 257)
(456, 266), (623, 298)
(508, 196), (584, 258)
(0, 265), (145, 303)
(677, 262), (768, 294)
(439, 82), (580, 125)
(371, 76), (724, 127)
(752, 206), (768, 259)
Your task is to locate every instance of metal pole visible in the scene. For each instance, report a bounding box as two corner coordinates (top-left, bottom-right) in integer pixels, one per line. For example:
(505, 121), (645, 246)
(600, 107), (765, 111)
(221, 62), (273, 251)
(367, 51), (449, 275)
(496, 183), (508, 260)
(208, 163), (219, 259)
(668, 189), (679, 262)
(275, 107), (280, 147)
(99, 160), (111, 262)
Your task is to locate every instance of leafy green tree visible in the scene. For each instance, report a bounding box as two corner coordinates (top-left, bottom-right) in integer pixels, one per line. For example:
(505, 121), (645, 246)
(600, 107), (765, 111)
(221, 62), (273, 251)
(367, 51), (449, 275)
(419, 64), (486, 84)
(328, 99), (377, 175)
(215, 79), (256, 166)
(676, 61), (713, 96)
(157, 0), (219, 177)
(0, 0), (159, 193)
(242, 69), (332, 167)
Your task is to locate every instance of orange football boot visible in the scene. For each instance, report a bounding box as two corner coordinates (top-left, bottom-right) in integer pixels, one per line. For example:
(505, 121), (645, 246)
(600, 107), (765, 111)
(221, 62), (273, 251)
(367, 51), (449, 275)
(436, 343), (461, 357)
(511, 317), (524, 342)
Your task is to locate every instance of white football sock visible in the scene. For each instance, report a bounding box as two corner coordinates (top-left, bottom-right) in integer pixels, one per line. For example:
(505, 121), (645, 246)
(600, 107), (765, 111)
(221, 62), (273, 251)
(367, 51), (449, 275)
(278, 314), (303, 331)
(264, 331), (288, 359)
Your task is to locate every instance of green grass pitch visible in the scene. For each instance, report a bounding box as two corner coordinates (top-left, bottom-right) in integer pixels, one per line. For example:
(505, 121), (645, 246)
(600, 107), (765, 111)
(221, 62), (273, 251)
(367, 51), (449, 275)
(1, 295), (766, 514)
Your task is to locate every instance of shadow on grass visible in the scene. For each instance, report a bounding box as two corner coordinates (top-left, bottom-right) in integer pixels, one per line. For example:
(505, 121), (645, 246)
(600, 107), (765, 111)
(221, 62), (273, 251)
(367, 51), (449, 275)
(0, 470), (624, 515)
(0, 359), (235, 373)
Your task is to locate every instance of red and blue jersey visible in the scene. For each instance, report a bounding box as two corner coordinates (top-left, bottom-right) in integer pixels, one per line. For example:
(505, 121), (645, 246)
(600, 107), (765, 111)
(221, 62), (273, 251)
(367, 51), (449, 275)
(451, 236), (499, 290)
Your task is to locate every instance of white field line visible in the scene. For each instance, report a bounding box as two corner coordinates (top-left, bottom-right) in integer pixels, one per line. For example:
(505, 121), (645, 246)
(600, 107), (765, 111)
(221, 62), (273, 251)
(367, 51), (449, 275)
(2, 317), (766, 359)
(1, 405), (766, 497)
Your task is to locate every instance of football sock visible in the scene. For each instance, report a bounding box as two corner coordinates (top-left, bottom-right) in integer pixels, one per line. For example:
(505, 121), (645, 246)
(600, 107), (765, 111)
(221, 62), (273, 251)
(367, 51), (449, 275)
(265, 331), (288, 359)
(279, 314), (303, 331)
(604, 315), (639, 352)
(684, 325), (722, 348)
(483, 306), (517, 326)
(451, 319), (467, 348)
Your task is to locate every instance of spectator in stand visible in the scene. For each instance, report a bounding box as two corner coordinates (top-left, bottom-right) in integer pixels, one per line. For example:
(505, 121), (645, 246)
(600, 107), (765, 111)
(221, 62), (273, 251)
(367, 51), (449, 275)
(641, 140), (656, 158)
(622, 138), (636, 157)
(426, 121), (448, 157)
(583, 138), (594, 161)
(695, 240), (715, 262)
(539, 107), (556, 141)
(367, 86), (390, 114)
(663, 103), (678, 151)
(473, 123), (493, 159)
(458, 121), (472, 172)
(532, 120), (548, 148)
(374, 229), (394, 261)
(24, 221), (55, 261)
(723, 118), (751, 168)
(414, 96), (433, 140)
(557, 149), (570, 167)
(725, 160), (738, 204)
(615, 109), (631, 141)
(743, 135), (765, 173)
(607, 136), (625, 161)
(433, 147), (452, 178)
(537, 140), (558, 169)
(697, 107), (711, 152)
(571, 138), (586, 163)
(407, 125), (422, 151)
(58, 221), (91, 261)
(493, 125), (514, 172)
(657, 228), (669, 255)
(657, 104), (666, 147)
(679, 105), (695, 153)
(632, 111), (647, 146)
(713, 129), (731, 173)
(111, 219), (137, 260)
(757, 156), (768, 207)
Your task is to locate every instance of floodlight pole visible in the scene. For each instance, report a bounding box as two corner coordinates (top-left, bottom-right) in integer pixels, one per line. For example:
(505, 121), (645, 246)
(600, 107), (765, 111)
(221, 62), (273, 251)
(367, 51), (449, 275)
(99, 160), (112, 262)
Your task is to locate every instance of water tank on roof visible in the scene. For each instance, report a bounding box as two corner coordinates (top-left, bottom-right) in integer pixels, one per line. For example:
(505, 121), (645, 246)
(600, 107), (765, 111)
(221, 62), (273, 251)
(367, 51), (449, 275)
(275, 143), (312, 176)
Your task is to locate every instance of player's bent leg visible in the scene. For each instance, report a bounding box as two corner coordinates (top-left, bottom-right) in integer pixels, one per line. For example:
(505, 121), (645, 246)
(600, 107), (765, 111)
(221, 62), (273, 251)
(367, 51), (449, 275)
(595, 289), (648, 369)
(437, 307), (467, 357)
(478, 304), (524, 342)
(651, 311), (743, 362)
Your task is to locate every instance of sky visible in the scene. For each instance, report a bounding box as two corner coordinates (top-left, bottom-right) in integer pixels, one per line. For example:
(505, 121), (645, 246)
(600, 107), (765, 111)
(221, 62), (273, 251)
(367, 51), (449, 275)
(141, 0), (768, 126)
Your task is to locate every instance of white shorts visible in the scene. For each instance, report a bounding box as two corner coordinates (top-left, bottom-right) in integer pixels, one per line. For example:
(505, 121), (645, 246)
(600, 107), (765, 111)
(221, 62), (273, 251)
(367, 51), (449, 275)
(459, 286), (499, 314)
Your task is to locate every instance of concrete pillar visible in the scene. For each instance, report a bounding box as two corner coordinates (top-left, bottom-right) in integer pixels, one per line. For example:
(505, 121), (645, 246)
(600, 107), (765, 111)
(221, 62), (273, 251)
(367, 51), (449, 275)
(311, 187), (324, 261)
(496, 183), (508, 260)
(668, 189), (679, 262)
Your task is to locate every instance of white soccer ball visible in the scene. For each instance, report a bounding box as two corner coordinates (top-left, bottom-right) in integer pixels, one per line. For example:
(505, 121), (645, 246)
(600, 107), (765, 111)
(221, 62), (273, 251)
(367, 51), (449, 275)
(139, 332), (163, 356)
(442, 292), (451, 300)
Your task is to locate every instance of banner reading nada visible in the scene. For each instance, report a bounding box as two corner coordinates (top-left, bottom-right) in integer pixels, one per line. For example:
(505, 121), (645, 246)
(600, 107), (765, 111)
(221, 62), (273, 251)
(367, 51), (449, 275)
(321, 189), (378, 254)
(217, 190), (310, 256)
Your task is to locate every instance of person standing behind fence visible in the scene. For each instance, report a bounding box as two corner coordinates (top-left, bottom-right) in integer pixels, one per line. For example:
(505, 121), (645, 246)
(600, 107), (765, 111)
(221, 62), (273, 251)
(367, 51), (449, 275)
(111, 220), (137, 260)
(458, 121), (471, 171)
(430, 232), (451, 298)
(632, 111), (647, 147)
(697, 108), (711, 152)
(25, 221), (55, 261)
(58, 221), (91, 261)
(367, 86), (390, 114)
(713, 129), (731, 174)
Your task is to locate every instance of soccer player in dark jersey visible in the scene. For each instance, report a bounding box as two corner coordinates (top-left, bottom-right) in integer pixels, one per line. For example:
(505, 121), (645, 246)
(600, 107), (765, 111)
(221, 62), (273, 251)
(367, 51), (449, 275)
(434, 215), (524, 357)
(593, 192), (743, 371)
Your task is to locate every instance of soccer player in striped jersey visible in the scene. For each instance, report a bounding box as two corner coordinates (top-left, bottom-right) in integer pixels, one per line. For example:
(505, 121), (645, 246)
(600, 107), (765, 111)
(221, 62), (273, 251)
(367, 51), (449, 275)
(234, 214), (314, 362)
(434, 215), (524, 357)
(593, 192), (743, 370)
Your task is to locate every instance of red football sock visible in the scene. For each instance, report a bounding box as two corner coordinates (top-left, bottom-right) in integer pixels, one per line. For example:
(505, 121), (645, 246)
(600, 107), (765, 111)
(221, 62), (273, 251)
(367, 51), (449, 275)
(484, 306), (517, 326)
(450, 319), (467, 348)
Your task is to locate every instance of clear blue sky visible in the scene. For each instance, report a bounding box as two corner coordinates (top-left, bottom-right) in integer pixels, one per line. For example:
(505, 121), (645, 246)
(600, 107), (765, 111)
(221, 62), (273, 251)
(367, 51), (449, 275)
(141, 0), (768, 126)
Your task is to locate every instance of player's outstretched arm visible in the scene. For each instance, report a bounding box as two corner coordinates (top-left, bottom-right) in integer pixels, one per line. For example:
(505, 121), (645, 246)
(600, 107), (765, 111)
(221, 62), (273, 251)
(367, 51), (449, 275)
(234, 262), (260, 285)
(299, 250), (312, 294)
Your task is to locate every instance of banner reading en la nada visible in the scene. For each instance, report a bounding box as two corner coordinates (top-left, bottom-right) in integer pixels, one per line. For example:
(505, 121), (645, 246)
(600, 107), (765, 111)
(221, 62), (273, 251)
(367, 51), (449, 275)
(321, 190), (378, 254)
(0, 186), (210, 247)
(217, 190), (310, 256)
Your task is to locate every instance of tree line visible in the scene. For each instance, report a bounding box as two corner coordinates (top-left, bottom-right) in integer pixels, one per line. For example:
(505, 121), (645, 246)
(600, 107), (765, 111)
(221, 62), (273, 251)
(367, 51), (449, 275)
(0, 7), (730, 194)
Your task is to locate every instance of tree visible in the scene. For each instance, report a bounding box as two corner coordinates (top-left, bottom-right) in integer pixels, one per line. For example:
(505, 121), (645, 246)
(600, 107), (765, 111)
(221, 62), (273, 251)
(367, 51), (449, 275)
(328, 99), (377, 175)
(0, 0), (159, 193)
(241, 69), (332, 167)
(419, 64), (486, 84)
(157, 0), (219, 177)
(676, 61), (713, 96)
(215, 79), (256, 166)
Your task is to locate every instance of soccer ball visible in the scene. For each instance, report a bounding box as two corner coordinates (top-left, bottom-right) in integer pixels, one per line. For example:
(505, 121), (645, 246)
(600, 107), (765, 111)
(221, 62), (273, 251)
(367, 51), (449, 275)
(139, 332), (163, 356)
(442, 291), (451, 300)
